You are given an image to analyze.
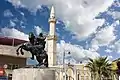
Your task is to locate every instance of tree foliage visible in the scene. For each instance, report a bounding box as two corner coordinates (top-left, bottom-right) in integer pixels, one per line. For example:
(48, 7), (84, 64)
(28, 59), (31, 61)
(86, 57), (113, 80)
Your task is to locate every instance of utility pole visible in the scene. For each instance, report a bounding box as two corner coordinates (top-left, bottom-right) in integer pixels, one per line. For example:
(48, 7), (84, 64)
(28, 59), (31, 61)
(63, 51), (71, 80)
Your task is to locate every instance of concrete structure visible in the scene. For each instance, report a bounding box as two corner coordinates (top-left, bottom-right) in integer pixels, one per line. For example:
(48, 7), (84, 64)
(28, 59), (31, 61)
(47, 6), (57, 67)
(12, 64), (91, 80)
(12, 68), (56, 80)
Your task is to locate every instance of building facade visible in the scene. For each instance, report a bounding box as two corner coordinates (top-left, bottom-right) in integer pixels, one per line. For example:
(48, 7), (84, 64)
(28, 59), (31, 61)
(0, 37), (30, 80)
(54, 64), (91, 80)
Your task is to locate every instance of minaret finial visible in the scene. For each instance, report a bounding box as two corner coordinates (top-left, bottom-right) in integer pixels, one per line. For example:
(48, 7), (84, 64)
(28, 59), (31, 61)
(50, 6), (55, 19)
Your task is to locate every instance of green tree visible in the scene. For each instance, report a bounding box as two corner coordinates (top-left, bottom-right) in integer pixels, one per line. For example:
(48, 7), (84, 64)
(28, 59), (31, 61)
(86, 57), (112, 80)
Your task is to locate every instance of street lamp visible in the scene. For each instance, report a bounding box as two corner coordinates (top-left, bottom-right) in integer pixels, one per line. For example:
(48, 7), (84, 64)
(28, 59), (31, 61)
(63, 51), (71, 80)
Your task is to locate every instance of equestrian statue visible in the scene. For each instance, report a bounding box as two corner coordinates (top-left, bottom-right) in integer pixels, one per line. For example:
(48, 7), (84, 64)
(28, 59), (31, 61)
(16, 32), (48, 67)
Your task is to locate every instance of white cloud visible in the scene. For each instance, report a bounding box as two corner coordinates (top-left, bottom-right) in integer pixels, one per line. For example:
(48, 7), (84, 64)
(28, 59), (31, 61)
(107, 11), (120, 20)
(112, 0), (120, 7)
(105, 49), (112, 53)
(90, 40), (99, 51)
(0, 27), (28, 41)
(21, 26), (25, 28)
(4, 9), (13, 17)
(34, 26), (42, 36)
(20, 12), (24, 16)
(108, 55), (113, 60)
(10, 20), (16, 27)
(113, 20), (120, 26)
(7, 0), (114, 39)
(7, 0), (25, 8)
(112, 39), (120, 53)
(57, 40), (100, 64)
(91, 25), (116, 48)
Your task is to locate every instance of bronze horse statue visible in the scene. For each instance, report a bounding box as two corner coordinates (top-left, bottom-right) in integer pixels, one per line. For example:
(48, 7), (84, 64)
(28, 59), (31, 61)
(16, 32), (48, 67)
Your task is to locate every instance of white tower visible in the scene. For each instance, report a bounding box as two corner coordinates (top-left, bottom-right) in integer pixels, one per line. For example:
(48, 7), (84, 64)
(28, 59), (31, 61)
(47, 6), (57, 67)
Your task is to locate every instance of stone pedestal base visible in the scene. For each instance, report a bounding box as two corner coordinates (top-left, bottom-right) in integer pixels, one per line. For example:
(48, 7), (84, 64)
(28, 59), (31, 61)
(12, 68), (56, 80)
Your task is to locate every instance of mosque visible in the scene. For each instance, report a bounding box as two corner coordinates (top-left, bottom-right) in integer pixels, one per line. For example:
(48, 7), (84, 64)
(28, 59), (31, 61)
(0, 6), (91, 80)
(46, 6), (91, 80)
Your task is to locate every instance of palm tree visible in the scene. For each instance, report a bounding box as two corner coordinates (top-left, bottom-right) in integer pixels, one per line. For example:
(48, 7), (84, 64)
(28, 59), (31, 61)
(86, 58), (97, 80)
(86, 57), (112, 80)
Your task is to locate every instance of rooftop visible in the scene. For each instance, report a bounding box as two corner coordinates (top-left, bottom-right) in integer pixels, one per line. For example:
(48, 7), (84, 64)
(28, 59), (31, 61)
(0, 37), (30, 58)
(0, 37), (28, 46)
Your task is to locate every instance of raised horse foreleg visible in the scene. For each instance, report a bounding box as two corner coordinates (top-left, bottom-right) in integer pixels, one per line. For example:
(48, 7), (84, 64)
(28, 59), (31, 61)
(20, 47), (24, 55)
(16, 46), (22, 55)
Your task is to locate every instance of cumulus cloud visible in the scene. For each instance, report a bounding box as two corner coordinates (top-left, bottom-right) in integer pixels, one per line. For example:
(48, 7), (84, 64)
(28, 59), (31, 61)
(105, 49), (112, 53)
(112, 39), (120, 53)
(34, 26), (42, 36)
(10, 20), (16, 27)
(7, 0), (114, 39)
(3, 9), (13, 17)
(91, 24), (116, 50)
(112, 0), (120, 7)
(0, 27), (28, 41)
(57, 40), (100, 64)
(107, 11), (120, 20)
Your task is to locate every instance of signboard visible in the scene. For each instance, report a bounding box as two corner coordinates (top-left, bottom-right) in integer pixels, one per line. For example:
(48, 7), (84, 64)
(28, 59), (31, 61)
(0, 68), (4, 76)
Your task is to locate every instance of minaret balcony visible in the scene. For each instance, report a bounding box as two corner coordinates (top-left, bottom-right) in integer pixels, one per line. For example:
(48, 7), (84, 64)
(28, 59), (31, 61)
(47, 35), (57, 41)
(49, 18), (56, 23)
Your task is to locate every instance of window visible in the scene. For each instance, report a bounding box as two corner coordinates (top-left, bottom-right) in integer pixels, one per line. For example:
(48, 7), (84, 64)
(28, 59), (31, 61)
(7, 64), (19, 70)
(7, 64), (12, 70)
(86, 76), (89, 80)
(81, 76), (84, 80)
(12, 65), (19, 69)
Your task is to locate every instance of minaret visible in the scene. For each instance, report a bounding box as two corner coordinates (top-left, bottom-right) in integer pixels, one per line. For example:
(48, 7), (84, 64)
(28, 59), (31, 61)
(47, 6), (57, 67)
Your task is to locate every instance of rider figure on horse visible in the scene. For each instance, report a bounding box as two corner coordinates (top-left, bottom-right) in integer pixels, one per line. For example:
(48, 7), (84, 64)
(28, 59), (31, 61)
(36, 33), (46, 50)
(28, 32), (46, 60)
(16, 32), (48, 67)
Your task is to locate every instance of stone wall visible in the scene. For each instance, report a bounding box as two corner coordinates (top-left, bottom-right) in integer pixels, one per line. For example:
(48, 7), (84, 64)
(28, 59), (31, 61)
(12, 68), (56, 80)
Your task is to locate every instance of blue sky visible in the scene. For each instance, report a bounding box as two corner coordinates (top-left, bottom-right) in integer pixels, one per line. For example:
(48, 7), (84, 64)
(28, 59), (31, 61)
(0, 0), (120, 64)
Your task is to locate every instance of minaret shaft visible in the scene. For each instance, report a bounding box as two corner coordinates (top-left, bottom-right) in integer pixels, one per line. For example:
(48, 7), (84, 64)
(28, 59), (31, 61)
(49, 22), (56, 36)
(47, 6), (57, 67)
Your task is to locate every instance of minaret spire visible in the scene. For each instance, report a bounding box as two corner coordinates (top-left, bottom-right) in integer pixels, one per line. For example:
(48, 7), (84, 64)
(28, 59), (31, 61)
(48, 6), (56, 36)
(50, 6), (55, 19)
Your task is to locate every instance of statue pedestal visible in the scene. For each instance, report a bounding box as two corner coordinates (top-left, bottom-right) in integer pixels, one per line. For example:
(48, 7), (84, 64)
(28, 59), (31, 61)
(12, 68), (56, 80)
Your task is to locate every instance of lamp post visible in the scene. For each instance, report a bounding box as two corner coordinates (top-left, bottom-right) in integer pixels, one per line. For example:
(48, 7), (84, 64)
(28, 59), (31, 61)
(63, 51), (71, 80)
